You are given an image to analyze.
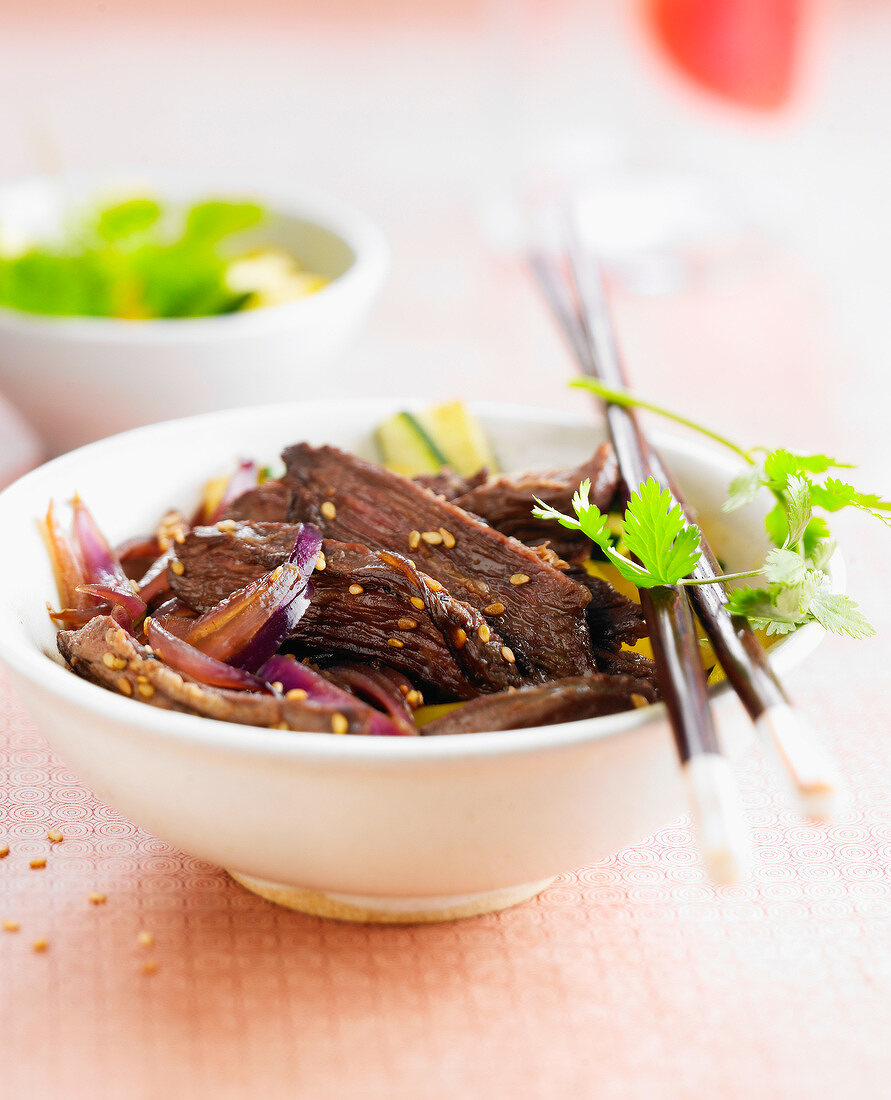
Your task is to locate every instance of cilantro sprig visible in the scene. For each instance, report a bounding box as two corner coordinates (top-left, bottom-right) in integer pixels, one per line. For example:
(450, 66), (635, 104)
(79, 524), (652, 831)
(534, 477), (701, 588)
(532, 378), (888, 641)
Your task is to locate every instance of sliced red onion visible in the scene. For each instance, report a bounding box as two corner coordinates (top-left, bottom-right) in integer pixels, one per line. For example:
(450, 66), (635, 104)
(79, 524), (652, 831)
(185, 524), (322, 672)
(39, 500), (89, 611)
(48, 604), (104, 629)
(146, 618), (269, 693)
(257, 655), (414, 737)
(71, 496), (146, 628)
(324, 662), (416, 729)
(78, 582), (146, 625)
(191, 459), (259, 525)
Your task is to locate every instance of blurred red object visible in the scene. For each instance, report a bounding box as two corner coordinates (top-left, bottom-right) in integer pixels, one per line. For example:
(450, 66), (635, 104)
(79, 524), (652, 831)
(647, 0), (803, 110)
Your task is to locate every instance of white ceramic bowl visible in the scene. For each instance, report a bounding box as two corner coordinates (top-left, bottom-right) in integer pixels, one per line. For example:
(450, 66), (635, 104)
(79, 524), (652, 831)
(0, 173), (390, 454)
(0, 401), (833, 921)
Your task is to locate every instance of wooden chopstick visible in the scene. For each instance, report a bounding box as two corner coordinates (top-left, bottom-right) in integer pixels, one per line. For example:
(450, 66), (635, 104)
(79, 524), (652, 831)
(530, 241), (840, 821)
(531, 246), (749, 884)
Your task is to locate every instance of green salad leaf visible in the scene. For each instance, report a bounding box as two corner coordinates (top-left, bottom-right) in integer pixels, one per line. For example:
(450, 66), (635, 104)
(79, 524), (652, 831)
(0, 195), (266, 319)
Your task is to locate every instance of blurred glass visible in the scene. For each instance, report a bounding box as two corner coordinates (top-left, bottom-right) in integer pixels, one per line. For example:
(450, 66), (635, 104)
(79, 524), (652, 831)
(644, 0), (805, 111)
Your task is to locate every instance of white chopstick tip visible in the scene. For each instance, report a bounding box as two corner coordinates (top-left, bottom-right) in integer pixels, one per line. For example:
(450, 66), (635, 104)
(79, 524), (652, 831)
(683, 754), (750, 886)
(756, 704), (846, 822)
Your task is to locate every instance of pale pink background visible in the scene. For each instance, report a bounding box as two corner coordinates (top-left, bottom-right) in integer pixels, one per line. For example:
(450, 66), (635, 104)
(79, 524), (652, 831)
(1, 3), (890, 1098)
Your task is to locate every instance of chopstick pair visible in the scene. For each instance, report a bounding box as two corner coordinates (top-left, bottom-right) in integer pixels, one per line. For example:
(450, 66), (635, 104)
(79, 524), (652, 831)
(530, 228), (841, 880)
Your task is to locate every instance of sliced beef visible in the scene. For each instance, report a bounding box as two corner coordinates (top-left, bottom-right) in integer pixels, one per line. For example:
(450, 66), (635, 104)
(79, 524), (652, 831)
(167, 522), (299, 609)
(280, 444), (595, 679)
(167, 522), (525, 699)
(450, 443), (619, 559)
(422, 673), (658, 735)
(569, 570), (648, 651)
(222, 478), (293, 522)
(591, 646), (660, 696)
(57, 616), (409, 736)
(414, 467), (488, 499)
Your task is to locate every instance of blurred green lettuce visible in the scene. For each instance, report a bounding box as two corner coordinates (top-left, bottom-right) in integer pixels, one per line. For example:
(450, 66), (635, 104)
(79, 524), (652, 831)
(0, 196), (265, 319)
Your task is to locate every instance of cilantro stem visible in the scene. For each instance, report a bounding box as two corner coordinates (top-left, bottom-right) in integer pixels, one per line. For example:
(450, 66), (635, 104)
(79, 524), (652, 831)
(571, 379), (756, 466)
(677, 569), (764, 587)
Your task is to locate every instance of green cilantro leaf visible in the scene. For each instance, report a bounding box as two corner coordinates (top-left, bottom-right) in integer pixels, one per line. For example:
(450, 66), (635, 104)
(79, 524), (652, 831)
(724, 467), (763, 513)
(763, 449), (852, 489)
(808, 587), (875, 639)
(783, 474), (813, 547)
(621, 478), (701, 585)
(763, 548), (808, 586)
(801, 516), (831, 558)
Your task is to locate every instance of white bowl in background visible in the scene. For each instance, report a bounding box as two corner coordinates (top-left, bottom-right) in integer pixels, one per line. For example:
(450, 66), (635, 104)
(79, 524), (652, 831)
(0, 401), (834, 922)
(0, 172), (390, 454)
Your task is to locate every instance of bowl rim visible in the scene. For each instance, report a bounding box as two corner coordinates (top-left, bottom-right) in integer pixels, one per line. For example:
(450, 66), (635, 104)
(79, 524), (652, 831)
(0, 170), (391, 340)
(0, 398), (837, 765)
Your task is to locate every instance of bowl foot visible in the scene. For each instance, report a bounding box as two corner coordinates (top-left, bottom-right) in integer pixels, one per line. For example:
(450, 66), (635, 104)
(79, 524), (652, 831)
(227, 870), (555, 923)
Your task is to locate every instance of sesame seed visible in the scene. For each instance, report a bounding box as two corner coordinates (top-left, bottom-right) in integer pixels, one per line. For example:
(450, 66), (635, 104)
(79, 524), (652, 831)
(285, 689), (308, 701)
(399, 684), (410, 696)
(406, 690), (424, 708)
(315, 552), (327, 571)
(102, 652), (117, 669)
(273, 721), (290, 731)
(439, 528), (456, 548)
(136, 674), (149, 684)
(88, 893), (107, 905)
(112, 656), (127, 670)
(47, 829), (63, 843)
(271, 681), (284, 692)
(421, 531), (443, 545)
(0, 845), (8, 859)
(216, 519), (237, 532)
(630, 693), (650, 709)
(331, 713), (349, 736)
(137, 683), (155, 698)
(387, 637), (405, 648)
(32, 939), (48, 953)
(349, 583), (364, 595)
(410, 596), (425, 610)
(477, 624), (491, 643)
(138, 931), (154, 948)
(142, 961), (158, 975)
(270, 566), (284, 582)
(484, 602), (505, 615)
(501, 646), (516, 663)
(2, 920), (19, 932)
(321, 500), (337, 520)
(117, 678), (133, 696)
(170, 560), (185, 576)
(105, 628), (116, 644)
(408, 530), (421, 550)
(509, 573), (530, 586)
(30, 859), (46, 870)
(423, 576), (444, 593)
(397, 617), (418, 630)
(453, 628), (467, 649)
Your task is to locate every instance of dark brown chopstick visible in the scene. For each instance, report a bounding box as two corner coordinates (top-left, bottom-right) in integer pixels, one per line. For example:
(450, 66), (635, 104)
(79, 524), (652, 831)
(532, 246), (749, 883)
(531, 237), (839, 820)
